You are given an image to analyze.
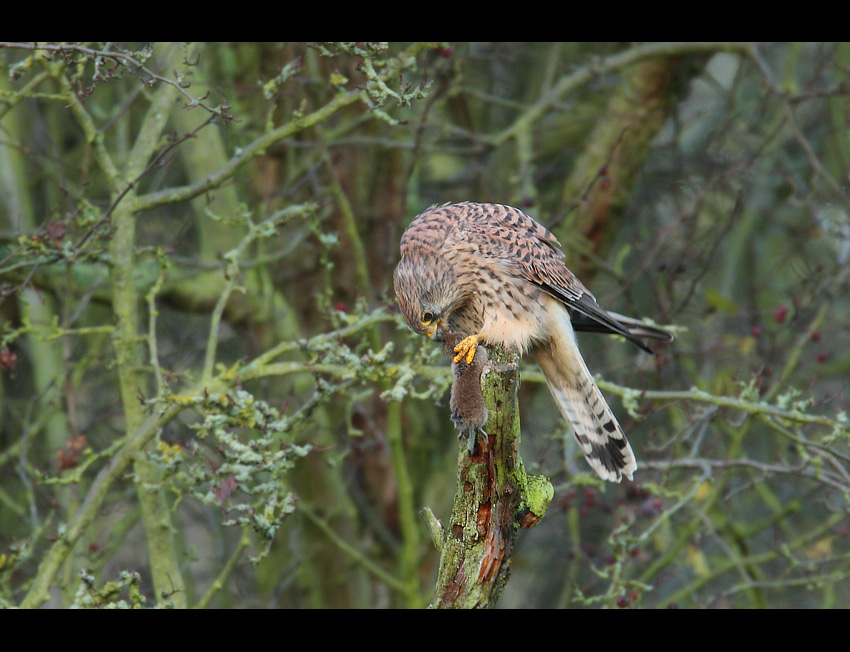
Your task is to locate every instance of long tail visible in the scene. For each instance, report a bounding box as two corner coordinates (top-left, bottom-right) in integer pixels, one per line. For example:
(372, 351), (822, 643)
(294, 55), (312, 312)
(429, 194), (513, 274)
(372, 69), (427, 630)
(535, 309), (636, 483)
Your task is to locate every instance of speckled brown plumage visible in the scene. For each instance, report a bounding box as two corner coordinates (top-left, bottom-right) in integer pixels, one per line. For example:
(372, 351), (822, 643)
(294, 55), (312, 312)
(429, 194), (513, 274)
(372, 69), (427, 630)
(394, 202), (673, 482)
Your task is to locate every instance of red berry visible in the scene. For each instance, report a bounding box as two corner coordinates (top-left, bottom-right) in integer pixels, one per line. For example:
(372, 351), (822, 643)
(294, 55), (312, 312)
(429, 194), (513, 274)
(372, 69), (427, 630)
(0, 348), (17, 370)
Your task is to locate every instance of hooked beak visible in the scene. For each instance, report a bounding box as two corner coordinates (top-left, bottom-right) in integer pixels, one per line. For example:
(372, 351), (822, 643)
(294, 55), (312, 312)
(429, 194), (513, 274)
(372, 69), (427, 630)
(424, 317), (444, 340)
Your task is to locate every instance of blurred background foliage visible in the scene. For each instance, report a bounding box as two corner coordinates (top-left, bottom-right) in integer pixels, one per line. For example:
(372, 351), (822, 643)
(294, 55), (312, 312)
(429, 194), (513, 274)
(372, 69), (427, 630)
(1, 42), (849, 608)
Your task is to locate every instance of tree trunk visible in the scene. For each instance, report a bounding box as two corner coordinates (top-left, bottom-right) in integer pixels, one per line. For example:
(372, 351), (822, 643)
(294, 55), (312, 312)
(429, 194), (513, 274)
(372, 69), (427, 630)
(429, 344), (554, 608)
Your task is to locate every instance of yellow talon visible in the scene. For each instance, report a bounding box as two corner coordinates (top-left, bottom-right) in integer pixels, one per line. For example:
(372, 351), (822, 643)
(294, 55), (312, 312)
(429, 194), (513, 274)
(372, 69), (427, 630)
(453, 333), (485, 365)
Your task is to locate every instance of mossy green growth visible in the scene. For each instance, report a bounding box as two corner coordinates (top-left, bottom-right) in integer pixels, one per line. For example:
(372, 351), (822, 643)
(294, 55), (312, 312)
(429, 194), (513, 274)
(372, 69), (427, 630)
(525, 474), (554, 519)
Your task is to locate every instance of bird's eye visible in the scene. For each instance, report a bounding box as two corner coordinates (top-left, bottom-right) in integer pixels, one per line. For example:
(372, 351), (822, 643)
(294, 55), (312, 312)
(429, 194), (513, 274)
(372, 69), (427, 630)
(421, 310), (434, 325)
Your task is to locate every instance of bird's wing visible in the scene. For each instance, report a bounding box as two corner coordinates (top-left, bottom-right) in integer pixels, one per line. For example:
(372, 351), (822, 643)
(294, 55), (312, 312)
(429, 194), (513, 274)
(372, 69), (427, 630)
(456, 203), (665, 351)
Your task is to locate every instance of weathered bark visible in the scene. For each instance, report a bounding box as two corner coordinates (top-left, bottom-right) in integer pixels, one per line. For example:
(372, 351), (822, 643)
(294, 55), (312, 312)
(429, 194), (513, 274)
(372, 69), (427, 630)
(429, 344), (554, 608)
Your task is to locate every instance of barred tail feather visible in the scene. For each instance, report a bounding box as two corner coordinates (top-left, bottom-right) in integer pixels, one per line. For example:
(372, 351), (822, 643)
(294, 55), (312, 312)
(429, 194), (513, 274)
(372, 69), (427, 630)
(536, 310), (636, 483)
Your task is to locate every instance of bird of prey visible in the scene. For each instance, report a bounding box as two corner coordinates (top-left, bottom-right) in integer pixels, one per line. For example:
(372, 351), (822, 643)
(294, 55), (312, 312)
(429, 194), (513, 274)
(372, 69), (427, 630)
(393, 202), (672, 482)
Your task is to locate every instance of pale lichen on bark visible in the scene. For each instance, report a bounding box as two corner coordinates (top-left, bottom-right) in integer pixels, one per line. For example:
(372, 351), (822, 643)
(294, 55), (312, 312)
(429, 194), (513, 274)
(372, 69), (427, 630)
(429, 343), (553, 608)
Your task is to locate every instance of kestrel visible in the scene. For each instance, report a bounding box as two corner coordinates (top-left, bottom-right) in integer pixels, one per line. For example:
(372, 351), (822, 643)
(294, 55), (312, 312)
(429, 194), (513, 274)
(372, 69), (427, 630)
(393, 201), (672, 482)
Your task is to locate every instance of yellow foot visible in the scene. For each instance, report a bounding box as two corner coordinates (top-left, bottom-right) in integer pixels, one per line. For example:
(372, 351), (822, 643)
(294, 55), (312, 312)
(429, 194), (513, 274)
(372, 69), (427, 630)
(453, 333), (485, 365)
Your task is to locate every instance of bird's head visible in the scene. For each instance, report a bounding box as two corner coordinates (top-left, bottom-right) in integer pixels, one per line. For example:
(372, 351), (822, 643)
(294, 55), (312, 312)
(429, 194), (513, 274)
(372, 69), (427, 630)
(393, 254), (457, 341)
